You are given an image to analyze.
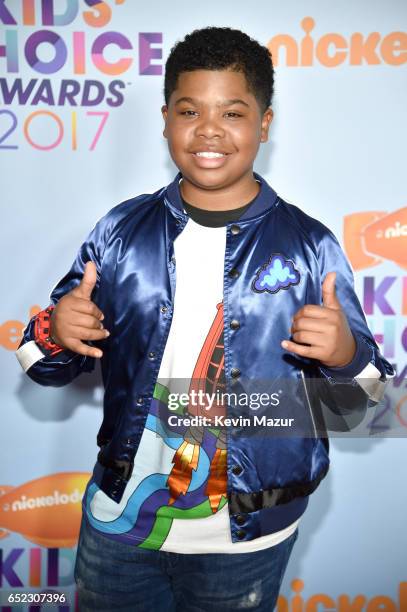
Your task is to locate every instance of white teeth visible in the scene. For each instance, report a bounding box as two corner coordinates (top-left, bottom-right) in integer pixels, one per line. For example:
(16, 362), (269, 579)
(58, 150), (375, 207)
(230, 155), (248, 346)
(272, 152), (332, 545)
(195, 151), (225, 158)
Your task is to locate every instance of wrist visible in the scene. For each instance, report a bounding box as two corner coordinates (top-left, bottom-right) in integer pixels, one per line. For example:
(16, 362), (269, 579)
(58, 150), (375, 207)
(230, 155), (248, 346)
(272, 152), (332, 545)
(320, 334), (357, 369)
(319, 333), (372, 379)
(33, 306), (65, 356)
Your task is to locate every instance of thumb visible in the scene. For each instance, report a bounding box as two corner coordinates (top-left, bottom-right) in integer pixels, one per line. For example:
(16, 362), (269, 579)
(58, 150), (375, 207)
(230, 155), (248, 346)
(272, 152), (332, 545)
(75, 261), (97, 300)
(322, 272), (341, 310)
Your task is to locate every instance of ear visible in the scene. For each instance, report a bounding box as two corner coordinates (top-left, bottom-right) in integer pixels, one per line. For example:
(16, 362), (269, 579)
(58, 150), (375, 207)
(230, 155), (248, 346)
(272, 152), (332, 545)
(260, 107), (273, 143)
(161, 104), (168, 138)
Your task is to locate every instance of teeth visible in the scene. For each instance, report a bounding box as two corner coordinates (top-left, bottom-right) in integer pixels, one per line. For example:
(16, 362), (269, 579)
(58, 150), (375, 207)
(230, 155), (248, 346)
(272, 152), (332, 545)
(195, 152), (225, 158)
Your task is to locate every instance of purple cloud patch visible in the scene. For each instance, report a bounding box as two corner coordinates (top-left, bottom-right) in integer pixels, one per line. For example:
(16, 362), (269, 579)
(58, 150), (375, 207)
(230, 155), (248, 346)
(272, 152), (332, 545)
(252, 254), (300, 294)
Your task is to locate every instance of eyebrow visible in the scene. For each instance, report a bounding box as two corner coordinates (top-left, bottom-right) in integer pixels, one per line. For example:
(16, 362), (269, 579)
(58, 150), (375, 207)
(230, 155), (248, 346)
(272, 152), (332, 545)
(174, 96), (250, 108)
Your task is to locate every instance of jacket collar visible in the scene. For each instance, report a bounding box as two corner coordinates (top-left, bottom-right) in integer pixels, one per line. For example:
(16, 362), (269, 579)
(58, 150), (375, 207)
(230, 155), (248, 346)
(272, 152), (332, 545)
(164, 171), (279, 222)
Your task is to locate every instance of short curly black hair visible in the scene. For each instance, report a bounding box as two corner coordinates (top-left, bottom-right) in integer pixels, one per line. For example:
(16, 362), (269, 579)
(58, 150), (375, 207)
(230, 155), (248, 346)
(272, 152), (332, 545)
(164, 27), (274, 113)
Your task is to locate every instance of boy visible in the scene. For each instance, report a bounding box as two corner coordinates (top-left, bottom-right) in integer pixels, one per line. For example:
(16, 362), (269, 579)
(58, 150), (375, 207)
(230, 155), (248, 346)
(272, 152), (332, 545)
(16, 27), (394, 611)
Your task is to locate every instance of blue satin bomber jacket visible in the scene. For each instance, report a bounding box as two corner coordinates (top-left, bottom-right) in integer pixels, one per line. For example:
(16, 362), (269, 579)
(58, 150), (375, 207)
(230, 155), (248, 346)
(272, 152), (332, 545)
(16, 172), (394, 544)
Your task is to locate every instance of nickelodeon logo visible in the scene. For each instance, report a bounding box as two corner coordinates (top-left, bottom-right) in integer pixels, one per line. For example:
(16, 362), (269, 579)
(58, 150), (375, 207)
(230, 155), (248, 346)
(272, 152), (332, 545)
(277, 579), (407, 611)
(0, 304), (40, 351)
(0, 473), (91, 548)
(376, 222), (407, 239)
(9, 488), (82, 511)
(268, 17), (407, 67)
(344, 207), (407, 271)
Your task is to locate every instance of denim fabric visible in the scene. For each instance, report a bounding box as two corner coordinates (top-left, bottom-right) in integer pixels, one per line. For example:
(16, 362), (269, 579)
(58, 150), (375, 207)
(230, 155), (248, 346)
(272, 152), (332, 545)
(74, 514), (299, 611)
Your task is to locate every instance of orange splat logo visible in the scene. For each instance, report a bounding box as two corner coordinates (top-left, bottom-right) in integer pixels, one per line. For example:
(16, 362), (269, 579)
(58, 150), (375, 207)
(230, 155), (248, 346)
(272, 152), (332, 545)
(0, 473), (90, 547)
(343, 207), (407, 271)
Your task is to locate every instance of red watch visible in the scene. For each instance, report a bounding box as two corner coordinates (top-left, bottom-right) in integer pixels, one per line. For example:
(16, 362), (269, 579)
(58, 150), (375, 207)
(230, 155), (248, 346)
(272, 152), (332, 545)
(33, 306), (64, 356)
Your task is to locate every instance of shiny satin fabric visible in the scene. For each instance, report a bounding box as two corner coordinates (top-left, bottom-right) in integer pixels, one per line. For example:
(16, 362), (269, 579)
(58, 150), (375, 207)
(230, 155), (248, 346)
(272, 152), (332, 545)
(19, 172), (394, 542)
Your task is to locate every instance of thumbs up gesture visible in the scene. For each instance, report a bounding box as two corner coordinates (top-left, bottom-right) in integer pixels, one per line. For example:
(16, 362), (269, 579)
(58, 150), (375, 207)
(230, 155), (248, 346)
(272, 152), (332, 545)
(281, 272), (356, 368)
(49, 261), (109, 359)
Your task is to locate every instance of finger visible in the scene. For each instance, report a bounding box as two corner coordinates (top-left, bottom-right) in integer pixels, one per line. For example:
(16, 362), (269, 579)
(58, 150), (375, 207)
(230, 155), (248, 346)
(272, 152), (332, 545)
(67, 326), (110, 342)
(291, 330), (325, 347)
(291, 318), (333, 334)
(71, 261), (97, 300)
(66, 313), (105, 330)
(70, 298), (104, 320)
(293, 305), (330, 321)
(322, 272), (341, 310)
(281, 339), (320, 359)
(67, 339), (103, 359)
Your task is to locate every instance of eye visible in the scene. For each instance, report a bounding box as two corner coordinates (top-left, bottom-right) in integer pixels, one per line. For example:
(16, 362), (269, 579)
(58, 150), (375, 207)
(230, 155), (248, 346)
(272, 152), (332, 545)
(224, 112), (242, 118)
(180, 110), (198, 116)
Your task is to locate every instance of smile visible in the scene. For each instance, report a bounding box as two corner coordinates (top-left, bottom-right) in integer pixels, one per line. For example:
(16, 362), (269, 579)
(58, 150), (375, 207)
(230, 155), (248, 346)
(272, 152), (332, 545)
(191, 151), (230, 170)
(194, 152), (227, 158)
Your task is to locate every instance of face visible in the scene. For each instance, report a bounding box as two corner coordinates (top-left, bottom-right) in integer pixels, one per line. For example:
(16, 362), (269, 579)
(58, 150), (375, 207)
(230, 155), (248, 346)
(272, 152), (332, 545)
(161, 70), (273, 195)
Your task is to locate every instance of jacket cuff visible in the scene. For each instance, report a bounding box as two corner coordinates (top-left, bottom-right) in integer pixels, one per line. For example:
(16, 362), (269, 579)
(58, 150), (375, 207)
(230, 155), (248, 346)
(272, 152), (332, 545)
(15, 313), (74, 373)
(319, 333), (373, 380)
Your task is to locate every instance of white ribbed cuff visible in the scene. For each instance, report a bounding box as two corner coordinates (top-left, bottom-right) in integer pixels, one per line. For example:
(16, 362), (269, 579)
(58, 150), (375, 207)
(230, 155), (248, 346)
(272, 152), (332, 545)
(15, 341), (45, 372)
(355, 362), (387, 402)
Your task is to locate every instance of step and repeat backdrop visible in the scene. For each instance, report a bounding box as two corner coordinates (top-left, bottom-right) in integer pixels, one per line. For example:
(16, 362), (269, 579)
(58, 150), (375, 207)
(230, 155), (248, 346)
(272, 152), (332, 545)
(1, 0), (406, 609)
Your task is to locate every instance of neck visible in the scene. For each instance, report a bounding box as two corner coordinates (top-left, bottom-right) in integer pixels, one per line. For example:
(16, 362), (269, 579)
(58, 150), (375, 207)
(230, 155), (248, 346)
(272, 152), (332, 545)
(179, 172), (260, 211)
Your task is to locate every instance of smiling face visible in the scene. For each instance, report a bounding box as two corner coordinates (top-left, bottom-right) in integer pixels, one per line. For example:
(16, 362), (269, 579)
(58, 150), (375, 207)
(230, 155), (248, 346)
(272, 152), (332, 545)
(162, 69), (273, 210)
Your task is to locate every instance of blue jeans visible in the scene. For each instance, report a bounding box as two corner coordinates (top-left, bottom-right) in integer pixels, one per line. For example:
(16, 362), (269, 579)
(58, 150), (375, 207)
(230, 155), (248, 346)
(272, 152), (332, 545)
(74, 514), (298, 611)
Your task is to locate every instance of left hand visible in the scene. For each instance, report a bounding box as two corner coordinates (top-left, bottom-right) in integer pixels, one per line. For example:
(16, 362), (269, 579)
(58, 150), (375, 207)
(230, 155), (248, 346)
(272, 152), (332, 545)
(280, 272), (356, 368)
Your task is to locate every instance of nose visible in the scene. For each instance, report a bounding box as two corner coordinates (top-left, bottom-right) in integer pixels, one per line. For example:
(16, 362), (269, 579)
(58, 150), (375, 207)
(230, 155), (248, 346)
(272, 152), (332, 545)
(195, 111), (225, 139)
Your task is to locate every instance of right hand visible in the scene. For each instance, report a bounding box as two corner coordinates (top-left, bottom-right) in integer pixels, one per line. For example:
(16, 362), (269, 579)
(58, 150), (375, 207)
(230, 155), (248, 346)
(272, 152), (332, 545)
(50, 261), (109, 358)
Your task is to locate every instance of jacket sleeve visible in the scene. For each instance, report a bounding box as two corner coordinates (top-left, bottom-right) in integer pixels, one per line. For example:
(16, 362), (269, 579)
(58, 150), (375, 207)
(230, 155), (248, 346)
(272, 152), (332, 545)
(316, 228), (395, 410)
(15, 213), (110, 387)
